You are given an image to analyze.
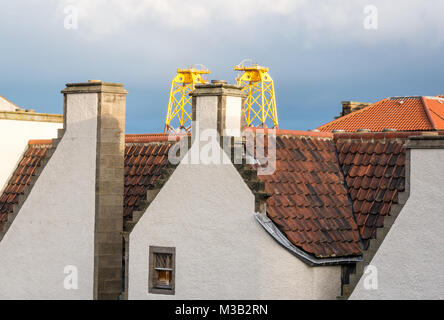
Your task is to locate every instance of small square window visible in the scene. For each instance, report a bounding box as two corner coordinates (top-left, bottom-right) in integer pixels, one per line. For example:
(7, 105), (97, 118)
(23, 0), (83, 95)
(149, 246), (175, 295)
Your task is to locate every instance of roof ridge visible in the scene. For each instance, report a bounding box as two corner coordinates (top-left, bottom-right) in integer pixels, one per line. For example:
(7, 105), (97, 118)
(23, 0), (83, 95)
(388, 96), (422, 100)
(245, 127), (333, 138)
(429, 108), (444, 122)
(424, 95), (444, 100)
(28, 139), (53, 145)
(421, 96), (438, 130)
(126, 133), (168, 137)
(332, 131), (444, 141)
(125, 133), (186, 143)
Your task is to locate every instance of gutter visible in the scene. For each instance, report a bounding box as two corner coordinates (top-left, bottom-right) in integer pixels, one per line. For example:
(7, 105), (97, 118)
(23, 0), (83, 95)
(255, 213), (363, 267)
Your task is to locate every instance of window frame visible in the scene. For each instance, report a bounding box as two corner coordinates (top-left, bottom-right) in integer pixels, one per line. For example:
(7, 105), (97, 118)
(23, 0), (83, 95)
(148, 246), (176, 295)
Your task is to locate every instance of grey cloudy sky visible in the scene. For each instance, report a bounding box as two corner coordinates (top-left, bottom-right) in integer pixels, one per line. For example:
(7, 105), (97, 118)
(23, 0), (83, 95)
(1, 0), (444, 132)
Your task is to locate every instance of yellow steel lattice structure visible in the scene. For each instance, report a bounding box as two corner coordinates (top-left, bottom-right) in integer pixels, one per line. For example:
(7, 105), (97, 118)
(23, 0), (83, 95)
(164, 66), (210, 133)
(235, 63), (279, 128)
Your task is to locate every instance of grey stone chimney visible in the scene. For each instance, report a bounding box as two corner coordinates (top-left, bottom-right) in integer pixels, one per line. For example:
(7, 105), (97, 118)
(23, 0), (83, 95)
(61, 80), (127, 300)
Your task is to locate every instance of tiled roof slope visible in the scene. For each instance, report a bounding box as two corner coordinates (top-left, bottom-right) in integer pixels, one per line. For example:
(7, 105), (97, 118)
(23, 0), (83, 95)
(0, 143), (49, 231)
(318, 96), (444, 132)
(335, 139), (405, 249)
(124, 142), (172, 221)
(2, 131), (416, 260)
(0, 138), (173, 231)
(260, 135), (362, 258)
(423, 97), (444, 130)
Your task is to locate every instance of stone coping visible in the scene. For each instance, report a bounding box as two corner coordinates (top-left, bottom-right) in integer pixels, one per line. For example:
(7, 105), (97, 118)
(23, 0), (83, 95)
(0, 111), (63, 123)
(190, 83), (246, 97)
(62, 81), (128, 94)
(405, 135), (444, 149)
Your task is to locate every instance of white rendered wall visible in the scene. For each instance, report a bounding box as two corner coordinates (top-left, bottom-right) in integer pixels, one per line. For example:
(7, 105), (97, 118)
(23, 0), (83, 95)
(193, 96), (218, 137)
(0, 94), (98, 299)
(0, 119), (62, 192)
(128, 143), (341, 300)
(224, 96), (242, 137)
(0, 96), (17, 111)
(351, 148), (444, 300)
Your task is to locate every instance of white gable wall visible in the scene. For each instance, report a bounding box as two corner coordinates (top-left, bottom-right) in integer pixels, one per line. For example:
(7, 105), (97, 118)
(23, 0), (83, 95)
(351, 148), (444, 299)
(0, 93), (97, 299)
(0, 119), (62, 193)
(128, 144), (341, 300)
(0, 96), (18, 111)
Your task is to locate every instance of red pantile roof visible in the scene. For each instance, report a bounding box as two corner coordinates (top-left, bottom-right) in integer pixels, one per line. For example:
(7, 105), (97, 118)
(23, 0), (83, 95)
(336, 139), (405, 248)
(318, 96), (444, 132)
(124, 142), (172, 220)
(261, 136), (362, 258)
(1, 131), (414, 260)
(0, 141), (50, 230)
(0, 138), (174, 232)
(423, 97), (444, 130)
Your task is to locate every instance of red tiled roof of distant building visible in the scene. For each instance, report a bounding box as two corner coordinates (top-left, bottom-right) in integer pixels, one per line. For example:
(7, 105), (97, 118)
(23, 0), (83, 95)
(423, 97), (444, 130)
(318, 96), (444, 132)
(332, 130), (444, 141)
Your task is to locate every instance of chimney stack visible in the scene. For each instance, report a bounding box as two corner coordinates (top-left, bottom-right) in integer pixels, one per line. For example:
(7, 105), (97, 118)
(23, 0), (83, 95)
(339, 101), (371, 117)
(62, 80), (127, 300)
(190, 80), (246, 140)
